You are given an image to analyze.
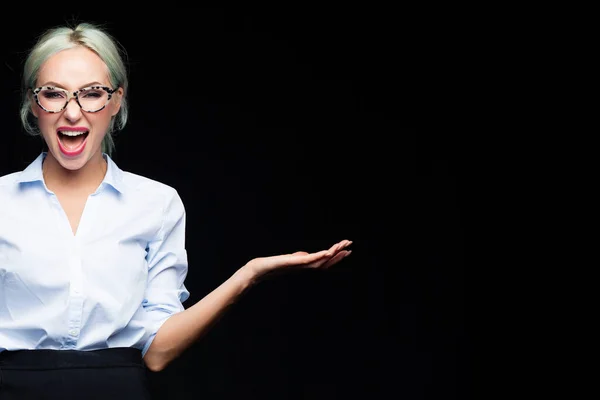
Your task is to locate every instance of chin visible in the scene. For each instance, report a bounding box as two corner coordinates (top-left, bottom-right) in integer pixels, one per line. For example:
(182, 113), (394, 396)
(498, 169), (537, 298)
(49, 148), (91, 171)
(58, 158), (89, 171)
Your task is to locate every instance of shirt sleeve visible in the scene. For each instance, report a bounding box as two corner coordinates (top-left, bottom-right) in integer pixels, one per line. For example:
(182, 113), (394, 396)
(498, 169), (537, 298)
(141, 187), (190, 356)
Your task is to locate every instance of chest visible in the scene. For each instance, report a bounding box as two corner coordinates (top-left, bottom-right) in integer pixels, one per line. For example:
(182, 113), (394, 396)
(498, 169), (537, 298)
(0, 189), (156, 305)
(54, 192), (90, 236)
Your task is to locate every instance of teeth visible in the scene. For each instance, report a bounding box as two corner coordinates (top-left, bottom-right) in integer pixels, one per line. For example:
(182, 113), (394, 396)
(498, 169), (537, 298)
(59, 131), (87, 137)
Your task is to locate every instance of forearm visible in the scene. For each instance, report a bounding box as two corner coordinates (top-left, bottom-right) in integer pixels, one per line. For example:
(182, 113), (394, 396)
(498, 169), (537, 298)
(143, 265), (257, 371)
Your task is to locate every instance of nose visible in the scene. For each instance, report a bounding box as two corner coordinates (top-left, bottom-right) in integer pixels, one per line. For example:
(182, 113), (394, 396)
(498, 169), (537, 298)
(63, 97), (82, 122)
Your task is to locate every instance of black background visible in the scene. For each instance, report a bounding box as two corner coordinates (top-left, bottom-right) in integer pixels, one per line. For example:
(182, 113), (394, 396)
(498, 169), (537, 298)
(1, 6), (469, 399)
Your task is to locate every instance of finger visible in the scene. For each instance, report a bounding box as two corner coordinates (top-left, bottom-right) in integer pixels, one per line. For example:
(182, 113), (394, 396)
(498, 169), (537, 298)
(329, 240), (351, 256)
(326, 242), (339, 256)
(341, 240), (352, 249)
(288, 249), (330, 266)
(322, 249), (352, 268)
(334, 241), (344, 253)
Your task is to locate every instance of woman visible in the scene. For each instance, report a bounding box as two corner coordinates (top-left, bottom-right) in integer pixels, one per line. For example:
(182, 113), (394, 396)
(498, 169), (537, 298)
(0, 22), (352, 399)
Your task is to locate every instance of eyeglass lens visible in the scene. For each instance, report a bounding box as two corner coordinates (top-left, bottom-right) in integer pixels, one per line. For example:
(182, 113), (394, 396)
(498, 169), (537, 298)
(37, 88), (109, 112)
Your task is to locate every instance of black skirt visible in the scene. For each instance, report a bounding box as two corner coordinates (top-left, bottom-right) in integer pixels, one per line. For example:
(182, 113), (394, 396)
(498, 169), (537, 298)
(0, 347), (152, 400)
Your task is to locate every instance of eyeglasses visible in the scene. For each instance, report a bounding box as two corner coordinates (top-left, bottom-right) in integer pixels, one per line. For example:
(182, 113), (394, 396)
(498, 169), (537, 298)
(32, 85), (119, 113)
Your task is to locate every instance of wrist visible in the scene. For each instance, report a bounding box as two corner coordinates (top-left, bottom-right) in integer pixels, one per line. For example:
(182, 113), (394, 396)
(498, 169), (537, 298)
(234, 263), (260, 292)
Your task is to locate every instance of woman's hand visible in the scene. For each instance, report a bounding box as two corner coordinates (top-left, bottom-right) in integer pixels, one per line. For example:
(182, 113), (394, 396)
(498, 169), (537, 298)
(244, 239), (353, 281)
(146, 239), (353, 371)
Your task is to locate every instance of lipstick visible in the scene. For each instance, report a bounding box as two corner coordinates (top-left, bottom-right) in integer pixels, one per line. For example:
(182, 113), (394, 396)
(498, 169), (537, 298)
(57, 127), (89, 157)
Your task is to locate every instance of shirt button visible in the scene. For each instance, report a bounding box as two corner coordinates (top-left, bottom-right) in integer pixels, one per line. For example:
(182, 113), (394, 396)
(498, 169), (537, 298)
(69, 329), (79, 337)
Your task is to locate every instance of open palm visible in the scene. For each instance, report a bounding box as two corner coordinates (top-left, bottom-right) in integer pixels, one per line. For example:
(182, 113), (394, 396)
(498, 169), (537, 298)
(246, 239), (353, 278)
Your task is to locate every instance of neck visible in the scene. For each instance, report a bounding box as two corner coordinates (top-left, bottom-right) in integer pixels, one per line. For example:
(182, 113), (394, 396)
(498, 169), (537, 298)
(42, 151), (107, 194)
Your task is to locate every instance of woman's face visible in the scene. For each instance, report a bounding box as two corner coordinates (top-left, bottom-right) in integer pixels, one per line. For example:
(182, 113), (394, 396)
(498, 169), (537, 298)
(31, 46), (123, 171)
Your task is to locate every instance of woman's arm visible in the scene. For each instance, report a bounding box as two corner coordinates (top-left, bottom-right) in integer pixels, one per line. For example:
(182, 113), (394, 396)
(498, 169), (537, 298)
(143, 240), (352, 372)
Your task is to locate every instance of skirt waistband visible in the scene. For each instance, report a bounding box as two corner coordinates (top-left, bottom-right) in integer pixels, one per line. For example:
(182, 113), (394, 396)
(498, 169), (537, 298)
(0, 347), (144, 370)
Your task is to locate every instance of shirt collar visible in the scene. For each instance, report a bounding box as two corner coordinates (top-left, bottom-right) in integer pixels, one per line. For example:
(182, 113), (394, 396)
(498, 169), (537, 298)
(16, 152), (125, 194)
(102, 153), (125, 193)
(16, 152), (45, 184)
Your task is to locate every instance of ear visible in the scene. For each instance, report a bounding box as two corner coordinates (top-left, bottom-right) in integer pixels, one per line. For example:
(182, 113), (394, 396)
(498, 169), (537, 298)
(111, 87), (124, 117)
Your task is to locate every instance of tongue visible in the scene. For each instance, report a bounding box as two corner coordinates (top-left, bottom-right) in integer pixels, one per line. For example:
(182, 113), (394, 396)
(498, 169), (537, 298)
(60, 134), (86, 150)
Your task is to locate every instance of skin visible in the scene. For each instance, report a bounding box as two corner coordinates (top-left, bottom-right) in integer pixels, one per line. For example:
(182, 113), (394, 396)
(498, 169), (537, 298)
(31, 46), (123, 236)
(30, 45), (353, 372)
(32, 46), (123, 197)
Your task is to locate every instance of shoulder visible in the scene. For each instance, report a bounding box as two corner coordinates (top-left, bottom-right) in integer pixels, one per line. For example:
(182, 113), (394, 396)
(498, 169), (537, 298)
(121, 171), (179, 197)
(106, 154), (187, 215)
(120, 171), (185, 210)
(0, 171), (31, 212)
(0, 172), (25, 196)
(0, 172), (20, 187)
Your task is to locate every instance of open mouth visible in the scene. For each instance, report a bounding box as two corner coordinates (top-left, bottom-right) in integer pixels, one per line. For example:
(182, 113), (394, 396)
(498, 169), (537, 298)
(57, 130), (89, 155)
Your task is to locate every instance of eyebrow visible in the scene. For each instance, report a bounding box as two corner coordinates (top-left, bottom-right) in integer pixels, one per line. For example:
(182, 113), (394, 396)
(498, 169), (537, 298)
(38, 81), (108, 89)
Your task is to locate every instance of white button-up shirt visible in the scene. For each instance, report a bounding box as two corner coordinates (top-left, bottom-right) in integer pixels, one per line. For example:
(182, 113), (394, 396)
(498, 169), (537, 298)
(0, 152), (190, 357)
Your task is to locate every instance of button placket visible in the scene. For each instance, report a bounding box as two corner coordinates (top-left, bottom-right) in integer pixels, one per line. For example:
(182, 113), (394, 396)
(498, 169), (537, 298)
(66, 238), (85, 347)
